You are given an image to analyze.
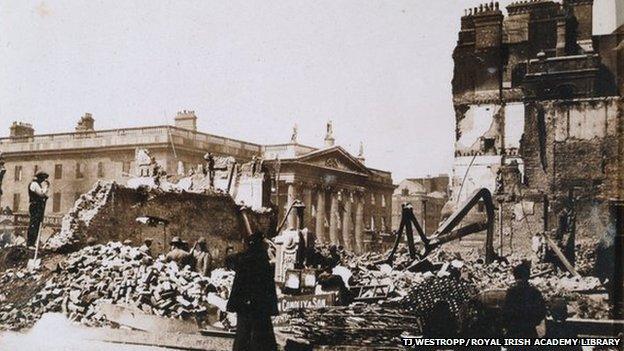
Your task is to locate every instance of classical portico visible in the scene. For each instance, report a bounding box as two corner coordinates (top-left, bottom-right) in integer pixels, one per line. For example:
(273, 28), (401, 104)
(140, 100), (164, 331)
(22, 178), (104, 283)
(263, 142), (394, 253)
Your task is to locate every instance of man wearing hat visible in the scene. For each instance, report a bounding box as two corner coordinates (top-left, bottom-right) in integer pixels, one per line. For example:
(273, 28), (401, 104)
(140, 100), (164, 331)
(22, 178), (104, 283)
(190, 237), (213, 276)
(0, 154), (6, 197)
(139, 238), (153, 256)
(27, 171), (50, 248)
(502, 260), (546, 346)
(227, 231), (278, 351)
(166, 236), (193, 268)
(203, 152), (215, 188)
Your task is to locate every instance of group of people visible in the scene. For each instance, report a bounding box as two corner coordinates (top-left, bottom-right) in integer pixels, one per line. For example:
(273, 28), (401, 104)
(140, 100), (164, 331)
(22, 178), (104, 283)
(156, 236), (215, 277)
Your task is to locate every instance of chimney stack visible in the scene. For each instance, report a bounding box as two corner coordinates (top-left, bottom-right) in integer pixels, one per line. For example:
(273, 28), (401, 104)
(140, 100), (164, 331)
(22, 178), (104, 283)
(175, 110), (198, 131)
(75, 113), (95, 132)
(9, 122), (34, 138)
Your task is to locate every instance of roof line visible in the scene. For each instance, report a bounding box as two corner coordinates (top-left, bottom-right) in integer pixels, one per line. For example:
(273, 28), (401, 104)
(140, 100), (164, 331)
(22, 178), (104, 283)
(0, 124), (263, 147)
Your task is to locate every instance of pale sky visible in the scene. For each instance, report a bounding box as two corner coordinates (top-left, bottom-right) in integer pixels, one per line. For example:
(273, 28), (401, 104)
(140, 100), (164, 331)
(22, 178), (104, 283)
(0, 0), (516, 181)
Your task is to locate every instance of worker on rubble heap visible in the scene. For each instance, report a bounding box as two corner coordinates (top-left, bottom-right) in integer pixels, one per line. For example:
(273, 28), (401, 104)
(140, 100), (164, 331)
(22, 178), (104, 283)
(204, 152), (216, 188)
(139, 238), (153, 256)
(27, 171), (50, 248)
(191, 237), (213, 276)
(0, 155), (6, 197)
(502, 260), (546, 347)
(227, 231), (278, 351)
(166, 236), (194, 269)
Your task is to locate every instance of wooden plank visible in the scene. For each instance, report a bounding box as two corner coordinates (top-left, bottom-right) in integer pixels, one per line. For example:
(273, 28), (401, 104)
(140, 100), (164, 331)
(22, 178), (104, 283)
(84, 327), (234, 351)
(99, 303), (200, 334)
(545, 237), (580, 276)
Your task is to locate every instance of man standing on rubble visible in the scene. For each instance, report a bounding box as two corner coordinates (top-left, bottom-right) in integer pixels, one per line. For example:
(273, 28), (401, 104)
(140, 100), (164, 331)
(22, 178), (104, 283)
(139, 238), (153, 256)
(27, 171), (50, 248)
(190, 237), (213, 276)
(204, 152), (216, 188)
(166, 236), (193, 269)
(0, 154), (6, 197)
(227, 231), (278, 351)
(502, 261), (546, 347)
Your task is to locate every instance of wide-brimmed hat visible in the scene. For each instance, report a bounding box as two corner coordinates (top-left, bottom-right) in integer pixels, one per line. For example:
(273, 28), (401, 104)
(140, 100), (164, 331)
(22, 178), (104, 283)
(35, 171), (49, 179)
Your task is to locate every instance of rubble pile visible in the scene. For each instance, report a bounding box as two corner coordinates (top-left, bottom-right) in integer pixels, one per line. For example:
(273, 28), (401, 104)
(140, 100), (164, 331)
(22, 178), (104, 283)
(45, 181), (115, 251)
(281, 305), (419, 347)
(0, 242), (235, 330)
(338, 245), (610, 320)
(575, 238), (599, 276)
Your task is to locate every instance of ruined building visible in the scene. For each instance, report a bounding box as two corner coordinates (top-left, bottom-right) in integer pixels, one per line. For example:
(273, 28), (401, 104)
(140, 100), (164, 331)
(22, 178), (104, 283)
(450, 0), (623, 248)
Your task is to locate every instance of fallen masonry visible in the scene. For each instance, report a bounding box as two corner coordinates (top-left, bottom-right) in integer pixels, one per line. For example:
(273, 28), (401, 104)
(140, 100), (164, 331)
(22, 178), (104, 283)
(0, 237), (615, 349)
(0, 242), (234, 331)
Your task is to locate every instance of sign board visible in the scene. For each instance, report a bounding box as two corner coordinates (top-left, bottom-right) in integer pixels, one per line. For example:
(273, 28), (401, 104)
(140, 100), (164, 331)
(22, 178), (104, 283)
(277, 293), (335, 313)
(13, 213), (63, 228)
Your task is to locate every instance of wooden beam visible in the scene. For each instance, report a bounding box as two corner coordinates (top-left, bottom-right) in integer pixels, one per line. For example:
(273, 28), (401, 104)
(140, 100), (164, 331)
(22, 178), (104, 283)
(545, 237), (580, 277)
(98, 303), (200, 334)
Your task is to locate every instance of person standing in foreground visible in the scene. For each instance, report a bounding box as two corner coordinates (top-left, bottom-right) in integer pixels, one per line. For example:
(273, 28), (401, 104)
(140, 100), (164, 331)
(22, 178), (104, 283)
(27, 171), (50, 248)
(226, 231), (278, 351)
(502, 260), (546, 348)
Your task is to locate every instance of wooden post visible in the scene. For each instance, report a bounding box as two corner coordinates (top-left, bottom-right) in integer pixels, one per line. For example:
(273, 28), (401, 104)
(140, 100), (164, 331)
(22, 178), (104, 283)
(499, 201), (504, 257)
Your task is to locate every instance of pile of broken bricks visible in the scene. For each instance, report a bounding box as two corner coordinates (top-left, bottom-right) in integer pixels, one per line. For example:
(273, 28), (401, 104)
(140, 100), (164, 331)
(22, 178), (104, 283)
(0, 242), (235, 331)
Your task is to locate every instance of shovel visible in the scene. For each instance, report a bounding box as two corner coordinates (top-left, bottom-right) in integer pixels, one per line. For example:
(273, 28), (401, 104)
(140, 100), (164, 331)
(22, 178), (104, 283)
(27, 200), (47, 271)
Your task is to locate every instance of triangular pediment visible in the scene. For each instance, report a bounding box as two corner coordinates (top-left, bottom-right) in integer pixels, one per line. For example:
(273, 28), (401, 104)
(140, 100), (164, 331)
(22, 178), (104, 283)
(295, 146), (370, 175)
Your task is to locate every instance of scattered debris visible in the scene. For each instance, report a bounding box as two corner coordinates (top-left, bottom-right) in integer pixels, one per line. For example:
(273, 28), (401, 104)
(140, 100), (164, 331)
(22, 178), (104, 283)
(279, 305), (420, 347)
(0, 242), (236, 331)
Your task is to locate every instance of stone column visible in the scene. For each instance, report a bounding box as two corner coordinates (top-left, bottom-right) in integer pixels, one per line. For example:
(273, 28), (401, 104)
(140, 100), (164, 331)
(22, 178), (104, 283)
(329, 191), (339, 245)
(354, 195), (364, 253)
(342, 191), (353, 251)
(303, 185), (313, 229)
(556, 16), (566, 57)
(316, 189), (326, 243)
(286, 182), (297, 229)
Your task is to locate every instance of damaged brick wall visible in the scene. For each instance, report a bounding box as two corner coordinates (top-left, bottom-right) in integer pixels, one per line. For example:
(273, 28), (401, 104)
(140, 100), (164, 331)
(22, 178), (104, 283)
(521, 97), (623, 240)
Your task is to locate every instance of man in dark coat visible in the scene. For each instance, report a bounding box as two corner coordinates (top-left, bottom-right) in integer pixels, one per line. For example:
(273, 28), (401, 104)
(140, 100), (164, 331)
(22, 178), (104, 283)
(226, 231), (278, 351)
(502, 260), (546, 347)
(27, 171), (50, 248)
